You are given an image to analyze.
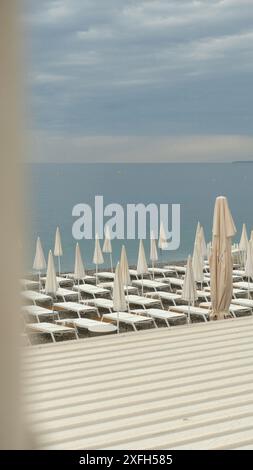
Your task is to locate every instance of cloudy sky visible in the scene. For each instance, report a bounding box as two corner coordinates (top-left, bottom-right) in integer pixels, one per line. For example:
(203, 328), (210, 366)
(25, 0), (253, 162)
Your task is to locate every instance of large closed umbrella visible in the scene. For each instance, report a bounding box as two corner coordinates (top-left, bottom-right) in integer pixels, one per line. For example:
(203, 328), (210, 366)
(113, 262), (127, 333)
(54, 226), (63, 275)
(103, 225), (113, 272)
(181, 255), (198, 324)
(33, 236), (46, 291)
(45, 250), (58, 298)
(192, 226), (204, 288)
(245, 241), (253, 299)
(150, 230), (158, 279)
(93, 233), (104, 284)
(210, 196), (236, 320)
(137, 239), (149, 295)
(74, 243), (85, 301)
(239, 223), (248, 268)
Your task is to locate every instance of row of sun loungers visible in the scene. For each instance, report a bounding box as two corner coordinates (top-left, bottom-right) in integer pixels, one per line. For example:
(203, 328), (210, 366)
(22, 263), (253, 344)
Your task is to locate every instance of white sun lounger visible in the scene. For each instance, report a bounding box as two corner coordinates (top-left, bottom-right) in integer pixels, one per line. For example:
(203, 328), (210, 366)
(95, 271), (115, 281)
(55, 288), (79, 302)
(204, 272), (242, 282)
(168, 277), (184, 288)
(62, 273), (96, 284)
(148, 267), (176, 277)
(131, 308), (187, 327)
(126, 294), (161, 309)
(170, 305), (210, 322)
(55, 318), (117, 334)
(165, 265), (185, 276)
(20, 279), (39, 290)
(22, 290), (52, 305)
(53, 301), (99, 318)
(26, 322), (78, 342)
(102, 312), (156, 331)
(73, 284), (111, 298)
(132, 279), (169, 292)
(22, 305), (59, 323)
(40, 276), (74, 287)
(86, 298), (114, 312)
(231, 298), (253, 310)
(199, 301), (250, 318)
(233, 270), (247, 277)
(97, 282), (138, 294)
(129, 269), (152, 280)
(233, 281), (253, 292)
(176, 289), (211, 302)
(145, 291), (182, 307)
(204, 285), (247, 299)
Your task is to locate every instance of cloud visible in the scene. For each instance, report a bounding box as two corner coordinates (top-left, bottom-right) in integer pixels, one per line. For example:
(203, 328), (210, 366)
(29, 132), (253, 163)
(24, 0), (253, 160)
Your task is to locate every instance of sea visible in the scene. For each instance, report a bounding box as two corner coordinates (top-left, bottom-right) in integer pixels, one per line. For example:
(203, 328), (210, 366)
(26, 162), (253, 272)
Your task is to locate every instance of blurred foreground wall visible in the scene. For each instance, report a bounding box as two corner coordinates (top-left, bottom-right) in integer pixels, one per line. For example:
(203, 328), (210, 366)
(0, 0), (26, 449)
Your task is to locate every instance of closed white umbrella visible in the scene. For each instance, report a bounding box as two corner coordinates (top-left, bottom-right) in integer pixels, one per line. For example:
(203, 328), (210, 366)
(120, 245), (131, 311)
(33, 236), (46, 291)
(150, 230), (158, 279)
(137, 239), (149, 295)
(210, 196), (236, 320)
(207, 241), (212, 260)
(74, 243), (85, 301)
(102, 225), (113, 272)
(93, 233), (104, 284)
(181, 255), (198, 324)
(158, 221), (168, 251)
(45, 250), (58, 298)
(199, 225), (207, 259)
(192, 227), (204, 287)
(54, 226), (63, 275)
(245, 241), (253, 299)
(113, 262), (127, 333)
(239, 223), (248, 268)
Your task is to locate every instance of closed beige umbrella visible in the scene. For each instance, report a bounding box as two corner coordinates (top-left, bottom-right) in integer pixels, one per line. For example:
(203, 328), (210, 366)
(103, 225), (113, 272)
(244, 241), (253, 299)
(74, 243), (85, 301)
(181, 255), (198, 324)
(113, 262), (127, 333)
(210, 196), (236, 320)
(93, 233), (104, 284)
(150, 230), (158, 279)
(45, 250), (58, 298)
(137, 239), (149, 295)
(239, 223), (248, 268)
(54, 226), (63, 275)
(33, 236), (46, 291)
(192, 227), (204, 287)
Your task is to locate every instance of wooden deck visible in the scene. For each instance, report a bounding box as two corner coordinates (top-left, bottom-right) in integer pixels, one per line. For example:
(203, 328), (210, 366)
(23, 316), (253, 450)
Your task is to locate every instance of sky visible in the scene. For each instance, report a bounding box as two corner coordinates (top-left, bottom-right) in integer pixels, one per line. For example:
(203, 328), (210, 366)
(24, 0), (253, 162)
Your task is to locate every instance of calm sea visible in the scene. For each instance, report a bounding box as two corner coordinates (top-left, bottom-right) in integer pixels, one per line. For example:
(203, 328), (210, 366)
(26, 162), (253, 272)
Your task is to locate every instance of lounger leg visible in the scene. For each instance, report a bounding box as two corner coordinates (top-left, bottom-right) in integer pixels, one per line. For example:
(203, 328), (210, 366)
(166, 319), (170, 328)
(51, 333), (56, 343)
(132, 324), (137, 331)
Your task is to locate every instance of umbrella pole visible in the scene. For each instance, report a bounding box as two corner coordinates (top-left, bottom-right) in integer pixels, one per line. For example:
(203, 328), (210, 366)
(248, 276), (250, 299)
(38, 270), (41, 292)
(96, 264), (98, 285)
(141, 273), (144, 296)
(78, 279), (80, 302)
(127, 285), (130, 312)
(110, 253), (113, 273)
(152, 260), (155, 279)
(188, 301), (190, 325)
(58, 256), (61, 276)
(117, 311), (119, 334)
